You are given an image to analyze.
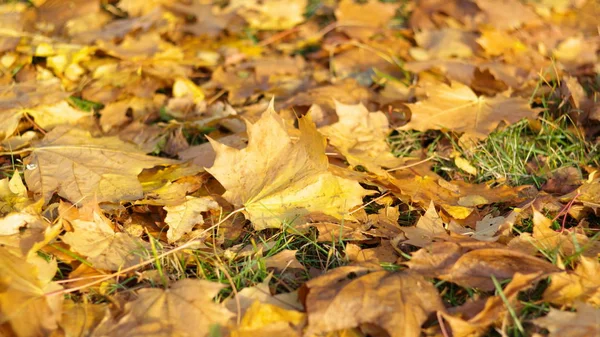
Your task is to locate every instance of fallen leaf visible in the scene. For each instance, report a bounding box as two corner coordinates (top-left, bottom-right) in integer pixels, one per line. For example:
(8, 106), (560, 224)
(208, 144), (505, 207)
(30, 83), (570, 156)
(441, 272), (546, 337)
(533, 302), (600, 337)
(412, 28), (479, 60)
(97, 278), (234, 337)
(163, 196), (220, 243)
(264, 249), (306, 271)
(543, 256), (600, 306)
(59, 300), (108, 337)
(23, 126), (177, 204)
(0, 248), (63, 337)
(229, 0), (307, 30)
(319, 101), (406, 175)
(230, 301), (305, 337)
(334, 0), (399, 40)
(302, 264), (444, 337)
(60, 202), (150, 270)
(398, 201), (447, 247)
(225, 276), (303, 316)
(407, 241), (559, 290)
(400, 81), (540, 140)
(507, 208), (598, 257)
(474, 0), (541, 29)
(206, 103), (369, 230)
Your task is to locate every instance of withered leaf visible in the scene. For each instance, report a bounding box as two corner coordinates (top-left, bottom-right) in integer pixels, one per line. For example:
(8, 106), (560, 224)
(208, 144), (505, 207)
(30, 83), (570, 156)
(206, 103), (369, 230)
(24, 126), (178, 204)
(400, 81), (540, 140)
(163, 196), (219, 243)
(319, 101), (406, 175)
(98, 279), (234, 337)
(533, 302), (600, 337)
(0, 248), (63, 337)
(302, 264), (444, 337)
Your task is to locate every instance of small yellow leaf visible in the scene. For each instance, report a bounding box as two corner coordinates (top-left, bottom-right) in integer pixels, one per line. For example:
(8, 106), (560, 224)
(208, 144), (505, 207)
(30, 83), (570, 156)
(454, 156), (477, 175)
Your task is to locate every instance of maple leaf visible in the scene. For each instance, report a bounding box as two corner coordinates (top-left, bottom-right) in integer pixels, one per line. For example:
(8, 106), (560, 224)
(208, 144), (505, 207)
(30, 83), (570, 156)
(543, 256), (600, 306)
(230, 301), (305, 337)
(398, 201), (447, 247)
(264, 249), (306, 271)
(0, 248), (63, 337)
(334, 0), (399, 40)
(411, 28), (479, 60)
(400, 81), (540, 140)
(507, 209), (600, 258)
(319, 101), (406, 175)
(96, 278), (233, 337)
(206, 103), (369, 230)
(60, 202), (150, 270)
(474, 0), (541, 29)
(533, 302), (600, 337)
(406, 241), (559, 290)
(23, 126), (178, 204)
(163, 196), (219, 243)
(225, 276), (302, 316)
(301, 264), (444, 337)
(228, 0), (307, 30)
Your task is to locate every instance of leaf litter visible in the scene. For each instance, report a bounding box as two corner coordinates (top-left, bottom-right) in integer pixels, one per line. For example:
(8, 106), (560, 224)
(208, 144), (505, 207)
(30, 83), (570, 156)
(0, 1), (599, 337)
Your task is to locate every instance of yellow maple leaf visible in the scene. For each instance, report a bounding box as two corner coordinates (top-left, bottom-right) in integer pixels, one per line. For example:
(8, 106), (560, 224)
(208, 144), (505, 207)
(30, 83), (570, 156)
(94, 278), (233, 337)
(0, 248), (63, 337)
(206, 103), (369, 230)
(400, 81), (540, 140)
(60, 202), (150, 271)
(319, 101), (406, 175)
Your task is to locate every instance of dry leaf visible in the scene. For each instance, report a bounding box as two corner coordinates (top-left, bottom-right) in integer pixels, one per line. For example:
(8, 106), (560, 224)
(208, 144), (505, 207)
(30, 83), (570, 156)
(398, 201), (447, 247)
(206, 103), (369, 230)
(229, 0), (307, 30)
(24, 126), (177, 204)
(60, 202), (150, 270)
(230, 301), (304, 337)
(302, 264), (444, 337)
(400, 81), (540, 140)
(0, 248), (63, 337)
(407, 241), (559, 290)
(264, 249), (306, 271)
(441, 272), (546, 337)
(163, 196), (219, 242)
(98, 279), (234, 337)
(533, 302), (600, 337)
(543, 256), (600, 306)
(319, 101), (405, 175)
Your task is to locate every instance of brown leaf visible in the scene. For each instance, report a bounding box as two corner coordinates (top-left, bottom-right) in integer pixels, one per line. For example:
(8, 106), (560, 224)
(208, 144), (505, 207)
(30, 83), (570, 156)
(319, 101), (406, 175)
(60, 202), (150, 271)
(533, 302), (600, 337)
(264, 249), (306, 271)
(163, 196), (219, 243)
(97, 279), (234, 337)
(441, 272), (546, 337)
(407, 241), (559, 290)
(302, 264), (444, 337)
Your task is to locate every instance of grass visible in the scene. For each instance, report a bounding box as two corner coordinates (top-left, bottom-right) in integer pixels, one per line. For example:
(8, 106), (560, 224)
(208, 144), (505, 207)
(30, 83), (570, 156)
(389, 109), (599, 188)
